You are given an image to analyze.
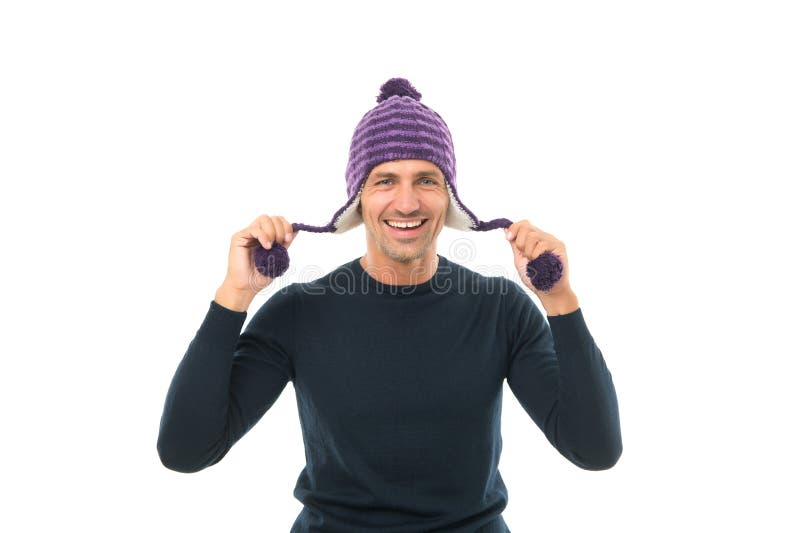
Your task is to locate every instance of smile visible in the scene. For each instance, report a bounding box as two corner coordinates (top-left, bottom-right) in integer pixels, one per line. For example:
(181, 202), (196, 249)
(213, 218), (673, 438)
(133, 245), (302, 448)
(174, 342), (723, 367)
(385, 219), (426, 228)
(384, 219), (428, 235)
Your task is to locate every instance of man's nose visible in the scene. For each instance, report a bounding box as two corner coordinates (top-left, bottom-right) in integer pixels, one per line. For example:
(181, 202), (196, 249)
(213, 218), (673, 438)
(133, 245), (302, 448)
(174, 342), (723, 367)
(394, 182), (421, 214)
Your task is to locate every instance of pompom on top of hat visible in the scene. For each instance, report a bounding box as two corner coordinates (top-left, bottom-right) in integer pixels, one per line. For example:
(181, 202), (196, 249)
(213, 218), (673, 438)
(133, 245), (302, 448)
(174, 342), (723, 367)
(377, 78), (422, 103)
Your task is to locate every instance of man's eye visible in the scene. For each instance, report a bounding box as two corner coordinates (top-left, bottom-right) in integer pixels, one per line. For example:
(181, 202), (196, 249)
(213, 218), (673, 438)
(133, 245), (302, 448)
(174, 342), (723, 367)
(373, 178), (438, 185)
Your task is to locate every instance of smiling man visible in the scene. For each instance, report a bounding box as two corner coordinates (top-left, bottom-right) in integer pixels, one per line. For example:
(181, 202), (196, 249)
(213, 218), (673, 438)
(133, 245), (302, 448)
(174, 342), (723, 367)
(158, 78), (622, 532)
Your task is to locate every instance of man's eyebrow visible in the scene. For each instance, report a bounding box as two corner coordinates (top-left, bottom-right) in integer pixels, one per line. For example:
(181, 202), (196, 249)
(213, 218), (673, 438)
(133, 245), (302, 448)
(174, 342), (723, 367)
(371, 170), (443, 179)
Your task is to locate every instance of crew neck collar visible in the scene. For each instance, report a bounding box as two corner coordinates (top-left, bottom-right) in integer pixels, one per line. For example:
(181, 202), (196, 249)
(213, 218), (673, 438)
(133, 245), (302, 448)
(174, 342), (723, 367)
(348, 254), (449, 297)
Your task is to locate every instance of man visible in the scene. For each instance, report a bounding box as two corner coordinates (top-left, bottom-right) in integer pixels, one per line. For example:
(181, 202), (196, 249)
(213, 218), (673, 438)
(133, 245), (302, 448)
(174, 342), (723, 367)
(157, 78), (622, 532)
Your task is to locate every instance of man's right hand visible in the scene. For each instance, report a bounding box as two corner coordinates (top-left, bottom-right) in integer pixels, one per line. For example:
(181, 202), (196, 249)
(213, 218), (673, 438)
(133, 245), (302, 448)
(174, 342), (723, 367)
(215, 214), (298, 311)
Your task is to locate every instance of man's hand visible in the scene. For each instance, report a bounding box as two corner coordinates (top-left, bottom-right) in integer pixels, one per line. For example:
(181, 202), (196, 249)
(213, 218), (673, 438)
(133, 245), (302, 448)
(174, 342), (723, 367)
(215, 214), (298, 312)
(506, 220), (579, 315)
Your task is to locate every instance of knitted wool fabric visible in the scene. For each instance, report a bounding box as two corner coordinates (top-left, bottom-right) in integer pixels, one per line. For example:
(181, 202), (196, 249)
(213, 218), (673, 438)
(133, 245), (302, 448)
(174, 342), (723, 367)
(290, 77), (511, 235)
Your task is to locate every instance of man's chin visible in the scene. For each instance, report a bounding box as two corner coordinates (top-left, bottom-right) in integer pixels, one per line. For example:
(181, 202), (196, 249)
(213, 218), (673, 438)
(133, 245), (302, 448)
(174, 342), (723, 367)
(380, 244), (428, 264)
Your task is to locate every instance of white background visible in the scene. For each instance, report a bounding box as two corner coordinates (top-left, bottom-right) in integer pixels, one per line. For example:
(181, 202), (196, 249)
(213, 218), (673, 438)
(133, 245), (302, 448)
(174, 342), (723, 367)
(2, 1), (798, 531)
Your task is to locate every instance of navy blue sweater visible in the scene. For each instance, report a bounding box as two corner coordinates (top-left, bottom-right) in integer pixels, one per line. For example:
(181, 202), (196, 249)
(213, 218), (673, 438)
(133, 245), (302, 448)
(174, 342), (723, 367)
(157, 255), (622, 532)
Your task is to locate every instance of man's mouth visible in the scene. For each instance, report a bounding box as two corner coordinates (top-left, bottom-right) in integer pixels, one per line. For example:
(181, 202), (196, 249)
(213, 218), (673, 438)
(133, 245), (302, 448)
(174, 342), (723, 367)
(384, 219), (428, 235)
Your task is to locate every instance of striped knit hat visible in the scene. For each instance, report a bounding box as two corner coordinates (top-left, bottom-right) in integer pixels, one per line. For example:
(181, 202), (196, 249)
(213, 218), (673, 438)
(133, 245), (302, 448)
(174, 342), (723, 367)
(292, 77), (510, 235)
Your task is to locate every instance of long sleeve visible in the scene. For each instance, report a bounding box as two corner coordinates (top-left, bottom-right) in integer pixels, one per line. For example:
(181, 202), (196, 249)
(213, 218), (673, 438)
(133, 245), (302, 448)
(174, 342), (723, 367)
(157, 286), (296, 473)
(505, 282), (622, 470)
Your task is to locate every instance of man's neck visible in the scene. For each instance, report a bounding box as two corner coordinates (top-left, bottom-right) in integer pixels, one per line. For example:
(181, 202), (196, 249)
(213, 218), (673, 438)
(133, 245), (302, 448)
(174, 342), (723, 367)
(359, 253), (439, 286)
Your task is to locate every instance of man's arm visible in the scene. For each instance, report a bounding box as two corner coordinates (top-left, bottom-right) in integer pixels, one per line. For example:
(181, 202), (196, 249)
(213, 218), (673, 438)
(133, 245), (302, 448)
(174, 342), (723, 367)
(505, 281), (622, 470)
(156, 286), (295, 473)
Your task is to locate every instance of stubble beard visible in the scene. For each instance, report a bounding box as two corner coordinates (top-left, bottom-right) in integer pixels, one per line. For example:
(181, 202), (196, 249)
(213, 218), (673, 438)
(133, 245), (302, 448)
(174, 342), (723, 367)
(367, 220), (432, 265)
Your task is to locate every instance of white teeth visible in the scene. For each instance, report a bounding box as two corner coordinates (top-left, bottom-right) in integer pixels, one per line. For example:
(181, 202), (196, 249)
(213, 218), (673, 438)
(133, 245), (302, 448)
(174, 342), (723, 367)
(386, 220), (424, 228)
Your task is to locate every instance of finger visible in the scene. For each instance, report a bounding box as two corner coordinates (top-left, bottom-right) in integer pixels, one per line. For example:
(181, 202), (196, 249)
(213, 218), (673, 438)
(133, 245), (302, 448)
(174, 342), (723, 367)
(509, 221), (549, 240)
(510, 239), (525, 265)
(505, 219), (527, 241)
(523, 229), (551, 255)
(514, 225), (532, 253)
(524, 233), (541, 258)
(255, 216), (276, 249)
(279, 216), (294, 244)
(505, 222), (518, 241)
(270, 216), (286, 246)
(509, 220), (543, 250)
(236, 226), (269, 251)
(530, 239), (550, 260)
(255, 227), (273, 250)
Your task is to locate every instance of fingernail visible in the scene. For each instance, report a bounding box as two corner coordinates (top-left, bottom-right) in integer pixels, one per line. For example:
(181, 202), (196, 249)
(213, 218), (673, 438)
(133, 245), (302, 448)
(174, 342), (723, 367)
(506, 231), (513, 240)
(285, 234), (292, 242)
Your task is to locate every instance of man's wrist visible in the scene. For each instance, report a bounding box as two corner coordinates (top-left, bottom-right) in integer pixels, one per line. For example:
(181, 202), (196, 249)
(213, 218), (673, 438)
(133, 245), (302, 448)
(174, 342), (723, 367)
(214, 283), (255, 313)
(540, 288), (580, 316)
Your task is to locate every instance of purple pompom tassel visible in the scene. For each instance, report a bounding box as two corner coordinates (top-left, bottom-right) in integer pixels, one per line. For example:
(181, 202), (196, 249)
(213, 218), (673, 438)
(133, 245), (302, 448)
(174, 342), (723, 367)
(526, 251), (564, 292)
(377, 78), (422, 103)
(254, 243), (290, 278)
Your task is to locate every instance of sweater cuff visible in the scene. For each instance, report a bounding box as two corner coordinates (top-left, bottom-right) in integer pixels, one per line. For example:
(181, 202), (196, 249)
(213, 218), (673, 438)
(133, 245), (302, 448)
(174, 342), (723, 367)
(546, 307), (593, 351)
(209, 299), (248, 320)
(545, 306), (582, 325)
(194, 300), (249, 349)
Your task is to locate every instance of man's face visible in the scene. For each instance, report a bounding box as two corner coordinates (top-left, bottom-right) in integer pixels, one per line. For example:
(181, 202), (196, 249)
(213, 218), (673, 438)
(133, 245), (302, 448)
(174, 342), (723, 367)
(358, 159), (450, 265)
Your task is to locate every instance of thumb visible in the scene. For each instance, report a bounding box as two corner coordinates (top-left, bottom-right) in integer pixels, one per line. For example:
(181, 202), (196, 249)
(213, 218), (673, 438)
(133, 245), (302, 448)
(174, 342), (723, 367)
(509, 239), (530, 274)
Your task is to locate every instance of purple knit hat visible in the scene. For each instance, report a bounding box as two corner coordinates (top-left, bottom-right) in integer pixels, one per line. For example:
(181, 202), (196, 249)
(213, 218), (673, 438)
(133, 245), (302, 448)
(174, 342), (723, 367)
(291, 77), (510, 235)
